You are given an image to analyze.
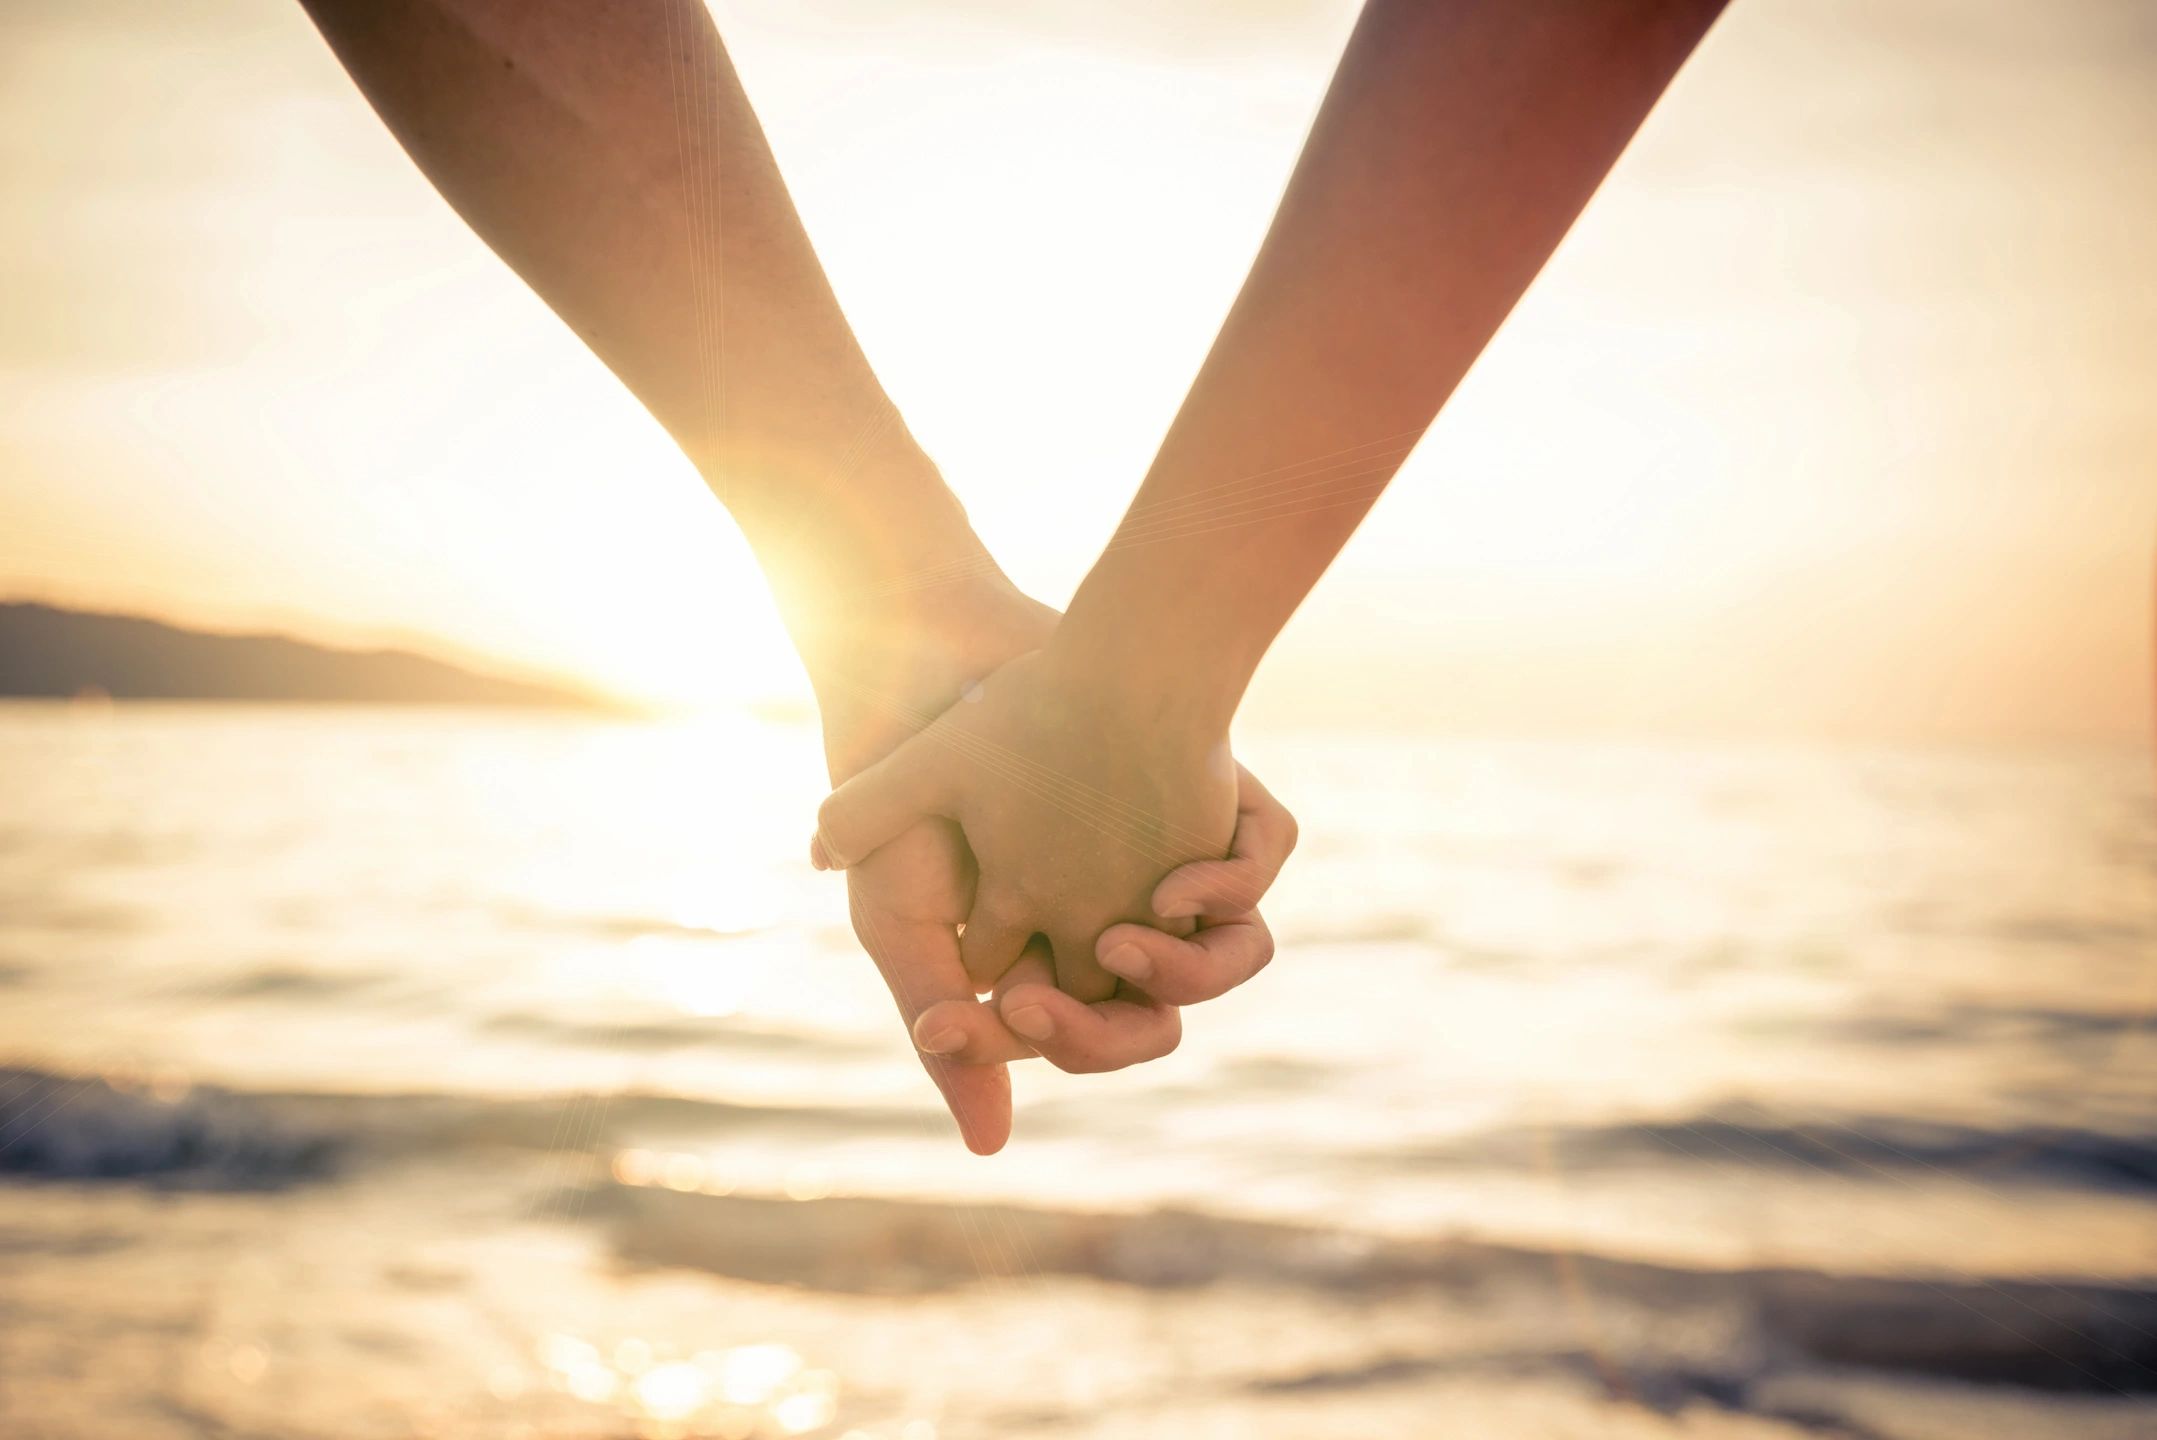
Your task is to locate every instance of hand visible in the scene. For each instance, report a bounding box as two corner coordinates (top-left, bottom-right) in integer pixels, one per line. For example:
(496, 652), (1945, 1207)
(800, 574), (1052, 1157)
(802, 576), (1296, 1144)
(811, 646), (1244, 1002)
(905, 764), (1296, 1072)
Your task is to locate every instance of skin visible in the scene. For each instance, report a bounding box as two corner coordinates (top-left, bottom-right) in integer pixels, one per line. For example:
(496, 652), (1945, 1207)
(903, 762), (1295, 1068)
(294, 0), (1293, 1154)
(803, 576), (1291, 1143)
(814, 0), (1729, 1043)
(812, 646), (1241, 1004)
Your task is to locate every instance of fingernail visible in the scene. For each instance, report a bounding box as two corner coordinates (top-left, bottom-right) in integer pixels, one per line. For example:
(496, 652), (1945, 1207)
(1098, 942), (1152, 981)
(916, 1025), (965, 1056)
(1156, 899), (1200, 920)
(1004, 1004), (1053, 1042)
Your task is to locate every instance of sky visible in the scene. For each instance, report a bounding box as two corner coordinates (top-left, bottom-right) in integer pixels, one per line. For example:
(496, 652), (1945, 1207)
(0, 0), (2150, 741)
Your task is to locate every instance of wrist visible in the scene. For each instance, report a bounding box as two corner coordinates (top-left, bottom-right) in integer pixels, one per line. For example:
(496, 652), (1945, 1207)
(726, 451), (985, 625)
(802, 567), (1058, 780)
(1047, 572), (1252, 739)
(1035, 639), (1239, 768)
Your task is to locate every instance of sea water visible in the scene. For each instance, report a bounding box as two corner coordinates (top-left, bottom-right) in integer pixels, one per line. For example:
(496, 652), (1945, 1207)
(1, 703), (2151, 1437)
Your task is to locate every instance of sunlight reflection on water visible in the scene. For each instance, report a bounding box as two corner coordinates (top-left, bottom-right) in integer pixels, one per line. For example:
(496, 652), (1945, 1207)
(1, 706), (2152, 1437)
(538, 1332), (846, 1436)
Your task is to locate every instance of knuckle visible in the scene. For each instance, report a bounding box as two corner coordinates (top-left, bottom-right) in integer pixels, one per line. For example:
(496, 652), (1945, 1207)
(1173, 964), (1228, 1005)
(1048, 1044), (1115, 1076)
(1151, 1016), (1183, 1061)
(815, 792), (849, 842)
(1223, 867), (1265, 911)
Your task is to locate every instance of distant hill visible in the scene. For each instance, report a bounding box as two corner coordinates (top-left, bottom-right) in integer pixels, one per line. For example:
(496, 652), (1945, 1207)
(0, 602), (611, 709)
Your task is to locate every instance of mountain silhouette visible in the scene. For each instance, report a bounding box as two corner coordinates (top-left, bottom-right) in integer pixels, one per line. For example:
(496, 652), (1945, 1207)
(0, 602), (610, 709)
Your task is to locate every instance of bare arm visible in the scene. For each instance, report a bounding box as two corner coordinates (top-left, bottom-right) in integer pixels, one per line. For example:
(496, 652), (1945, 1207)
(297, 0), (1306, 1145)
(294, 0), (993, 648)
(1053, 0), (1731, 727)
(298, 0), (1061, 1151)
(815, 0), (1728, 1011)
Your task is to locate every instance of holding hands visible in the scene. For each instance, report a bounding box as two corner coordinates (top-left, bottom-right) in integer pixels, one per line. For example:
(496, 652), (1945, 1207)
(798, 577), (1292, 1152)
(816, 647), (1240, 1002)
(307, 0), (1721, 1148)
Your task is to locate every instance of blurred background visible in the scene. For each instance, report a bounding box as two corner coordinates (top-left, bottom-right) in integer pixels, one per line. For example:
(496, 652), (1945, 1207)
(1, 0), (2151, 1436)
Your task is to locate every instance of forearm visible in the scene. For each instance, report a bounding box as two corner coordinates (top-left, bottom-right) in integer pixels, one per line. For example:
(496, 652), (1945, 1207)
(1055, 0), (1727, 727)
(297, 0), (992, 634)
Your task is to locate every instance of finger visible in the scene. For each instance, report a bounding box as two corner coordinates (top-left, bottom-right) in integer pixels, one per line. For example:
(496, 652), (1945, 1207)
(910, 997), (1037, 1065)
(1049, 926), (1119, 1005)
(1096, 910), (1275, 1006)
(990, 939), (1057, 1003)
(813, 731), (952, 871)
(995, 980), (1182, 1075)
(850, 885), (1010, 1155)
(957, 883), (1034, 992)
(1150, 763), (1298, 921)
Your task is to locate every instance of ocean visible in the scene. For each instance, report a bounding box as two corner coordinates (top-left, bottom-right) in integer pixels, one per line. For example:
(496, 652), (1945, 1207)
(1, 702), (2151, 1438)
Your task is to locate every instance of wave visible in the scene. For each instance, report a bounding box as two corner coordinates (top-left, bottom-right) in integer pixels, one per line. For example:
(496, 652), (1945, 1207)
(1992, 914), (2151, 948)
(480, 1011), (881, 1057)
(0, 1067), (341, 1190)
(1280, 914), (1435, 946)
(169, 964), (392, 1001)
(0, 1066), (940, 1189)
(1814, 1001), (2157, 1048)
(5, 1065), (2153, 1393)
(606, 1185), (2157, 1394)
(11, 1060), (2154, 1202)
(1384, 1109), (2157, 1193)
(488, 901), (770, 945)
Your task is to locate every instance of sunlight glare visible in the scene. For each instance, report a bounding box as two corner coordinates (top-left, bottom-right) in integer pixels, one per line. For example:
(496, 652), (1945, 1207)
(633, 1361), (708, 1422)
(713, 1343), (802, 1406)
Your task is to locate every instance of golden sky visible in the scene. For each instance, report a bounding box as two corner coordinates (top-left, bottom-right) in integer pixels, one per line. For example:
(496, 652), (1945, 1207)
(1, 0), (2150, 741)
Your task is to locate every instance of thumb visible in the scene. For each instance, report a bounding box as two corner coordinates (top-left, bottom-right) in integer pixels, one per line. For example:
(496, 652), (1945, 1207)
(811, 730), (952, 870)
